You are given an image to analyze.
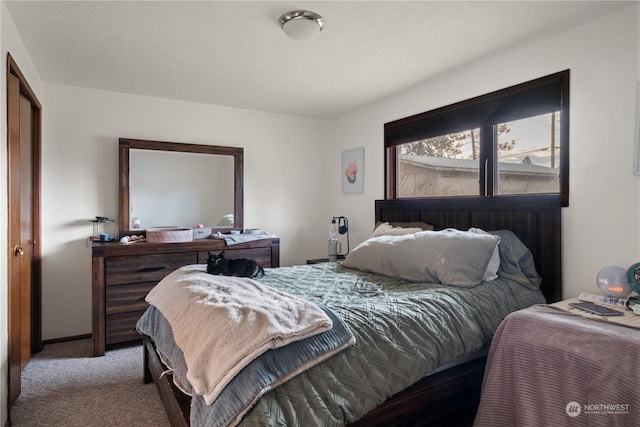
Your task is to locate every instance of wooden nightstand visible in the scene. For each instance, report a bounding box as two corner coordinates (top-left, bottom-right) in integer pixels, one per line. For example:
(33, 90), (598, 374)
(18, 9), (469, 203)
(306, 257), (343, 264)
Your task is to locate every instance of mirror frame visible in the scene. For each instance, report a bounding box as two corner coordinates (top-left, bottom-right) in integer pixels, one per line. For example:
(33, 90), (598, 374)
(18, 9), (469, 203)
(118, 138), (244, 235)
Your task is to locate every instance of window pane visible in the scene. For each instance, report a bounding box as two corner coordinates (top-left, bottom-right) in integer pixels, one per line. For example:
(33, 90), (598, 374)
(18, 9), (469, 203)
(496, 113), (560, 195)
(397, 130), (480, 198)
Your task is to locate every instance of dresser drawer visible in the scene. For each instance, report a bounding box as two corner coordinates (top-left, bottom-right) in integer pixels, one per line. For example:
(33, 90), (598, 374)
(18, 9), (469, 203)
(105, 252), (197, 285)
(106, 282), (155, 315)
(197, 247), (273, 267)
(105, 310), (146, 344)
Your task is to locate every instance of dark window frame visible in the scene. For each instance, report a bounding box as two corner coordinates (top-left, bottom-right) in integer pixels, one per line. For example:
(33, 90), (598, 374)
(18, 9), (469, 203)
(384, 70), (570, 206)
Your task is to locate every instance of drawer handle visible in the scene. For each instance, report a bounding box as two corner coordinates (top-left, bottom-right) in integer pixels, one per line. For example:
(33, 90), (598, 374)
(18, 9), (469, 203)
(138, 266), (166, 273)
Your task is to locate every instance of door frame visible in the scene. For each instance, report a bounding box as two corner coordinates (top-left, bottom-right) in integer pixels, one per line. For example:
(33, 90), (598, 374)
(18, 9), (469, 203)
(6, 52), (42, 406)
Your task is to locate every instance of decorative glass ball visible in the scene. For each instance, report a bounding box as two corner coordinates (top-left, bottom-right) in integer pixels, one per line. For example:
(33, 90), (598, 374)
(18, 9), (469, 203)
(596, 266), (631, 298)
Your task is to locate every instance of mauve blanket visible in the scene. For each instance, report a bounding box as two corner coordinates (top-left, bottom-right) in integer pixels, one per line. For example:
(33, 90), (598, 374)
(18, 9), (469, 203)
(474, 304), (640, 427)
(145, 265), (332, 405)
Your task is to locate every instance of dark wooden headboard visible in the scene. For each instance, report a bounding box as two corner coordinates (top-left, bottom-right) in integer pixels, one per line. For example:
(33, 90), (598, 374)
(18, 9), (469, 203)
(375, 195), (562, 303)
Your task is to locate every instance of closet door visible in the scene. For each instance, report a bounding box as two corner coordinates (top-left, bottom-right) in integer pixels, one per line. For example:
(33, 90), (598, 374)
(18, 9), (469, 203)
(7, 56), (42, 405)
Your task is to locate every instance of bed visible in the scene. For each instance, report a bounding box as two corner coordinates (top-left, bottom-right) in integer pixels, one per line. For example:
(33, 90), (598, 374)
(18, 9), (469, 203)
(139, 195), (562, 427)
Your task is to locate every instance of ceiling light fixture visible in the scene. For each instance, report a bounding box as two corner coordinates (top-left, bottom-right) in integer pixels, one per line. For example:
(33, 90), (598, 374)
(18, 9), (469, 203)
(279, 10), (324, 41)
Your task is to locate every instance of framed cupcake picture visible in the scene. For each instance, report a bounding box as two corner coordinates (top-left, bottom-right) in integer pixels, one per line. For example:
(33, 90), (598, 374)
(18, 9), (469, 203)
(342, 147), (364, 193)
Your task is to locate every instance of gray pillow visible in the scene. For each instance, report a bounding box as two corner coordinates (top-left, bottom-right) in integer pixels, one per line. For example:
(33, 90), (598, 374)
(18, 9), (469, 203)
(342, 229), (500, 287)
(489, 230), (542, 290)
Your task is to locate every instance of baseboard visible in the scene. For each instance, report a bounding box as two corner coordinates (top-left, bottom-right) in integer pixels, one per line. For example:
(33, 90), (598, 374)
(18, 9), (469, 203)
(42, 333), (92, 346)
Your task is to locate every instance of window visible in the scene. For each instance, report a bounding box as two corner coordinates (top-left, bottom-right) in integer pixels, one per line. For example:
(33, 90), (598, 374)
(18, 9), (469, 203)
(385, 70), (569, 206)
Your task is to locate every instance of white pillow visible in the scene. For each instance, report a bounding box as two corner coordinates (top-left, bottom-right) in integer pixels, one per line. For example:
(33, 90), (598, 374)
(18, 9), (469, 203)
(342, 229), (500, 287)
(469, 228), (500, 281)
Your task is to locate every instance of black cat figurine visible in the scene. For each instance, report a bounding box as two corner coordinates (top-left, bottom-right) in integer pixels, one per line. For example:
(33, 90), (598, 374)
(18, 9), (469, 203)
(206, 251), (265, 279)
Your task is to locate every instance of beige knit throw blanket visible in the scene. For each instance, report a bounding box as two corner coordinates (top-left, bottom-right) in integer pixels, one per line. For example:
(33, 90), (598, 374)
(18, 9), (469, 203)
(145, 265), (333, 405)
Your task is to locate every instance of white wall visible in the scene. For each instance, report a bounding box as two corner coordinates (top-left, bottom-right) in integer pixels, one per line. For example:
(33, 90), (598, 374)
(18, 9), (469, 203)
(0, 2), (44, 424)
(327, 4), (640, 300)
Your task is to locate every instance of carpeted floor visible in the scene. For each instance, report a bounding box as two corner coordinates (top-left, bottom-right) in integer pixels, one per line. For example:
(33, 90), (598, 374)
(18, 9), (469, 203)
(10, 338), (171, 426)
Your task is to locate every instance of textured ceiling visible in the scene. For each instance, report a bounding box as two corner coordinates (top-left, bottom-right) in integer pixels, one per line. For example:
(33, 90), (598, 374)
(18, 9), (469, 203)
(5, 1), (635, 119)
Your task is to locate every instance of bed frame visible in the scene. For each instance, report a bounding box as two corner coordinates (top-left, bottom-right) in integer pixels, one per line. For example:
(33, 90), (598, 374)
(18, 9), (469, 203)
(143, 195), (562, 427)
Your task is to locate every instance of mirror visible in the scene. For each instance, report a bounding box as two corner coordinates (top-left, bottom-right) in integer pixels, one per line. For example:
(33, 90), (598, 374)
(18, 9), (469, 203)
(118, 138), (243, 234)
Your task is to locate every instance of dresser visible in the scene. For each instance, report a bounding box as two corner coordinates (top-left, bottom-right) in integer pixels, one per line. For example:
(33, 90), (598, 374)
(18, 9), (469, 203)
(91, 237), (280, 356)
